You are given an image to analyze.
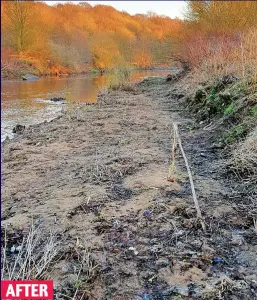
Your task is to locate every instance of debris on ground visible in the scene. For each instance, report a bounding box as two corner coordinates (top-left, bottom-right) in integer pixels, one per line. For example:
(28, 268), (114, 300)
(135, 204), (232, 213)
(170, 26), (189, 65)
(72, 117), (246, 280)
(1, 76), (256, 299)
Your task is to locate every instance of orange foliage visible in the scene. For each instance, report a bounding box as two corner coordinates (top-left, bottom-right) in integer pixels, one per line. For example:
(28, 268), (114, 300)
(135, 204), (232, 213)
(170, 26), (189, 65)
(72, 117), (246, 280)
(178, 1), (257, 78)
(1, 1), (182, 75)
(3, 1), (256, 78)
(133, 50), (152, 68)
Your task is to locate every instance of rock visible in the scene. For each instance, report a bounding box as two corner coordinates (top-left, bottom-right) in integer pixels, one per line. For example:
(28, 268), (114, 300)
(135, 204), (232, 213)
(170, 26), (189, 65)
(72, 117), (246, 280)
(177, 93), (185, 99)
(163, 285), (189, 297)
(12, 124), (25, 134)
(231, 234), (244, 246)
(250, 280), (257, 290)
(183, 219), (195, 228)
(221, 75), (237, 85)
(50, 97), (65, 102)
(21, 74), (39, 81)
(245, 274), (257, 282)
(16, 245), (22, 252)
(233, 266), (247, 280)
(200, 152), (207, 157)
(128, 246), (138, 255)
(194, 88), (206, 102)
(166, 68), (188, 82)
(210, 142), (224, 149)
(166, 74), (173, 81)
(156, 258), (170, 268)
(219, 91), (231, 102)
(141, 270), (155, 279)
(61, 264), (73, 274)
(214, 75), (237, 90)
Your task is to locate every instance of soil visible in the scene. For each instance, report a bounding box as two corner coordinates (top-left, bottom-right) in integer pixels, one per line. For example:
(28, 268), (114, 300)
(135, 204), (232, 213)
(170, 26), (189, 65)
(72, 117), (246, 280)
(1, 77), (257, 299)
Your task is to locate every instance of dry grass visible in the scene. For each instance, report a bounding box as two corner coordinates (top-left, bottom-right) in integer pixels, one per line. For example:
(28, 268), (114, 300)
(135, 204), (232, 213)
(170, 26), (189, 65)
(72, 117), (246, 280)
(118, 83), (135, 92)
(88, 164), (123, 184)
(1, 222), (60, 280)
(185, 29), (257, 83)
(109, 83), (135, 93)
(108, 67), (133, 91)
(1, 223), (100, 298)
(229, 127), (257, 179)
(56, 239), (99, 300)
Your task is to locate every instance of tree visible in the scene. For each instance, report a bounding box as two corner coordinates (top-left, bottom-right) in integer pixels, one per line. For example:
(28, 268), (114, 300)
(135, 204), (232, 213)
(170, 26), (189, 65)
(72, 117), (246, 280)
(1, 0), (183, 75)
(89, 33), (121, 70)
(3, 0), (35, 53)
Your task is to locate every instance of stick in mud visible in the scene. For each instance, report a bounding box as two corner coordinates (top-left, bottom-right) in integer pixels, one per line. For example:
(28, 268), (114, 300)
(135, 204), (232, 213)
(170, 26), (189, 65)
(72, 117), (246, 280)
(168, 121), (178, 179)
(172, 122), (206, 231)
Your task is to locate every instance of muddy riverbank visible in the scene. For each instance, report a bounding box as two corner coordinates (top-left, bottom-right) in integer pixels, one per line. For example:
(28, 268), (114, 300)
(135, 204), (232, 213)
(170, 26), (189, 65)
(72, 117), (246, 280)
(1, 77), (256, 299)
(1, 70), (173, 142)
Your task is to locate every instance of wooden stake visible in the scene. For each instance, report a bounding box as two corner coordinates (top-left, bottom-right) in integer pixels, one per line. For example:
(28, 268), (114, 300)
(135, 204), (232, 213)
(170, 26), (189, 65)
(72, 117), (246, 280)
(172, 122), (206, 231)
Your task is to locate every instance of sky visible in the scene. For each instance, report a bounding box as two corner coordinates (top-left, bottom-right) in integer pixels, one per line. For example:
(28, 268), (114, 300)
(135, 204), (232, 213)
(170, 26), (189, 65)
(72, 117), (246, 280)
(44, 1), (187, 19)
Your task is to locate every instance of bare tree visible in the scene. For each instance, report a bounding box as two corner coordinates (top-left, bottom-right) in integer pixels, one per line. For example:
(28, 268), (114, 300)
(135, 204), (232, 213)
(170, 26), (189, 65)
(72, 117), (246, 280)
(3, 0), (35, 53)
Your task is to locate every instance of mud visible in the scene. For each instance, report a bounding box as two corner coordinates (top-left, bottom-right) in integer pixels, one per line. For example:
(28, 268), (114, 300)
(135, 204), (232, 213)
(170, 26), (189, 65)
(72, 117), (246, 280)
(1, 78), (257, 299)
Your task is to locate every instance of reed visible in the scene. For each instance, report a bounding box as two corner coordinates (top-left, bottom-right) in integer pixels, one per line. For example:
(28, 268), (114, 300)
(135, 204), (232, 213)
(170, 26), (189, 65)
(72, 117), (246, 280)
(107, 66), (134, 90)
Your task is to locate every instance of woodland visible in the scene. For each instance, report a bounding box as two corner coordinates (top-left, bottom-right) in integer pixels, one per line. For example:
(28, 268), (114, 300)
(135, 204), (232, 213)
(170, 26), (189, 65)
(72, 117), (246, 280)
(2, 1), (256, 78)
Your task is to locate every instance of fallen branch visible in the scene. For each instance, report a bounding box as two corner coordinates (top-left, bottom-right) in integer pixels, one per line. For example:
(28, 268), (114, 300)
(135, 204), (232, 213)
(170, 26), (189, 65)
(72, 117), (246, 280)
(172, 122), (206, 231)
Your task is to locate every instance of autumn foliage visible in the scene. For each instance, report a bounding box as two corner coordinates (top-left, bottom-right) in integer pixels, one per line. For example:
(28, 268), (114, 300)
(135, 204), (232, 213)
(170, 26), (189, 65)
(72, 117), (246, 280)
(1, 1), (182, 76)
(179, 1), (257, 79)
(2, 1), (257, 79)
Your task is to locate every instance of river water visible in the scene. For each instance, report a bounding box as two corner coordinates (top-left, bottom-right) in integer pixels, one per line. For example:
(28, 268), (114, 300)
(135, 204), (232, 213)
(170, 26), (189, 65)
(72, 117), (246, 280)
(1, 70), (171, 142)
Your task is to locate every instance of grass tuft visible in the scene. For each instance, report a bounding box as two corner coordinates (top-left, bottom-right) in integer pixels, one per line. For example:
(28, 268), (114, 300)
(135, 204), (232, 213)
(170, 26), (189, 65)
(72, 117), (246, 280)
(228, 128), (257, 179)
(1, 222), (60, 280)
(108, 66), (134, 91)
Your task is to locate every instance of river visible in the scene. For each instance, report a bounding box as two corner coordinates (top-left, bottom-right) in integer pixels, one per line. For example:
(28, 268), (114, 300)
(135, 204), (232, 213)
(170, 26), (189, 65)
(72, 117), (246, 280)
(1, 70), (172, 142)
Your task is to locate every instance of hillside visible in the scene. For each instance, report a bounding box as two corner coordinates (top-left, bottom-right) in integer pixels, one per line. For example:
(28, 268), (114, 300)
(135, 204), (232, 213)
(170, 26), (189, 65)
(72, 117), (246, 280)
(1, 1), (181, 77)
